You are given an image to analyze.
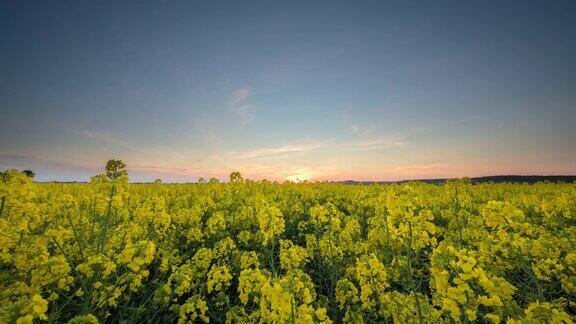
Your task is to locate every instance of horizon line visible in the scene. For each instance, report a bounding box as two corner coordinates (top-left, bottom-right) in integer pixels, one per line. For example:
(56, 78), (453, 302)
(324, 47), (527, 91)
(29, 174), (576, 184)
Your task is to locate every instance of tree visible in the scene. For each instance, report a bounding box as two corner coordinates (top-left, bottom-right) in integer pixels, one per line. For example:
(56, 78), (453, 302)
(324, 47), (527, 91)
(229, 171), (243, 183)
(0, 170), (8, 182)
(105, 159), (128, 180)
(22, 170), (35, 179)
(153, 178), (162, 184)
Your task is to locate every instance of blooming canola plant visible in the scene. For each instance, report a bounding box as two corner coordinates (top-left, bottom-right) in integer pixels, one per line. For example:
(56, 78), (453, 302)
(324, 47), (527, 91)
(0, 169), (574, 323)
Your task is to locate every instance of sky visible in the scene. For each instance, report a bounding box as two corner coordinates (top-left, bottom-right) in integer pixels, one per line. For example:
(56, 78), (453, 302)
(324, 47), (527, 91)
(1, 1), (575, 182)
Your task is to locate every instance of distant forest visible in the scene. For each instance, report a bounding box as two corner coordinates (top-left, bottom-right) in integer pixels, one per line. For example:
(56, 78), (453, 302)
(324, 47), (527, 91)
(342, 175), (576, 185)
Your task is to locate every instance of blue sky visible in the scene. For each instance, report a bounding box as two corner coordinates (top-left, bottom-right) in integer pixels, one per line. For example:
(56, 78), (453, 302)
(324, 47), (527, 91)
(1, 1), (575, 182)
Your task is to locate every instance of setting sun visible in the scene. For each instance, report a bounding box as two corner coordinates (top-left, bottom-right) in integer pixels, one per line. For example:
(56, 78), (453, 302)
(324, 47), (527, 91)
(284, 169), (314, 182)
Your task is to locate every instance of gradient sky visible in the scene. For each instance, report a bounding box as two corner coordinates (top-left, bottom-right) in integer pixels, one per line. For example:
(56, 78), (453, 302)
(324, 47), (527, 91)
(1, 1), (575, 182)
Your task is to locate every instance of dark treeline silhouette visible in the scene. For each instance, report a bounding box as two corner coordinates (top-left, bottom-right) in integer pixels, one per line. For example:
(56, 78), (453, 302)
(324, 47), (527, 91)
(341, 175), (576, 185)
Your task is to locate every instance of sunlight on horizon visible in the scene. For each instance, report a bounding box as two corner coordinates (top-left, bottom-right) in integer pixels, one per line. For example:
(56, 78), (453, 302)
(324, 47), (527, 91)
(284, 171), (314, 183)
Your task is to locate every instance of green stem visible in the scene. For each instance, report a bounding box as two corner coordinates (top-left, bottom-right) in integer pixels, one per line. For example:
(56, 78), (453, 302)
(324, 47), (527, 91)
(0, 196), (5, 217)
(63, 202), (85, 259)
(98, 185), (116, 253)
(270, 238), (276, 275)
(407, 222), (424, 324)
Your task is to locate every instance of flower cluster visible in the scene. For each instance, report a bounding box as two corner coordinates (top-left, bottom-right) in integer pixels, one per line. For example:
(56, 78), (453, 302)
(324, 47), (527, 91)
(0, 173), (574, 322)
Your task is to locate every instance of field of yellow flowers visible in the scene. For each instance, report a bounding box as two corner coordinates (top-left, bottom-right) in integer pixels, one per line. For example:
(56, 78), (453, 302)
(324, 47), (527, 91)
(1, 169), (575, 323)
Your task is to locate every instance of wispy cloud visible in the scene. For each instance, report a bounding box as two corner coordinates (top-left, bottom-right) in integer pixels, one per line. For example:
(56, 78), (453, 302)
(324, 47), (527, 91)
(338, 136), (407, 150)
(82, 130), (134, 151)
(229, 87), (252, 106)
(0, 154), (101, 181)
(339, 115), (482, 151)
(129, 163), (221, 178)
(0, 153), (230, 182)
(350, 124), (373, 136)
(389, 163), (442, 174)
(229, 87), (255, 124)
(236, 141), (325, 159)
(0, 154), (98, 171)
